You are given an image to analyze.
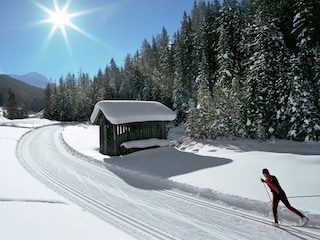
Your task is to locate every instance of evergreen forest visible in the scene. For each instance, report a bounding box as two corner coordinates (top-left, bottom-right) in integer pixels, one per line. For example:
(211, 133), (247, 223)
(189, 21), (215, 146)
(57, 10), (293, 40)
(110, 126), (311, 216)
(43, 0), (320, 141)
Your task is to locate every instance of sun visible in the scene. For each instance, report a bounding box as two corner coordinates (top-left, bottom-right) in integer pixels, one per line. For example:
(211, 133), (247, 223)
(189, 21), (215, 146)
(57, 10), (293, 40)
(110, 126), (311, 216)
(49, 3), (72, 32)
(33, 0), (91, 48)
(32, 0), (110, 59)
(34, 0), (77, 39)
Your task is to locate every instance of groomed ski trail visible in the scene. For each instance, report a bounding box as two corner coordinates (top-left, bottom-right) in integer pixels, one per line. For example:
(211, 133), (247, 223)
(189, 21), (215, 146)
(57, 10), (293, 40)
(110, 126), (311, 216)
(16, 125), (320, 240)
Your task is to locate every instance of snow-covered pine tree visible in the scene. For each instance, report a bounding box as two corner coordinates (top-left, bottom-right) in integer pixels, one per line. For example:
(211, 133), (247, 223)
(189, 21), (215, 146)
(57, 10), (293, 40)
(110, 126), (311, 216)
(173, 83), (188, 125)
(185, 98), (199, 138)
(193, 53), (214, 138)
(157, 27), (175, 107)
(242, 7), (268, 139)
(49, 84), (59, 120)
(212, 26), (233, 138)
(242, 2), (291, 139)
(172, 62), (188, 124)
(190, 0), (206, 75)
(212, 0), (243, 138)
(151, 68), (165, 102)
(122, 54), (134, 99)
(118, 70), (129, 100)
(43, 83), (53, 119)
(185, 53), (213, 139)
(287, 0), (320, 141)
(199, 0), (221, 92)
(214, 25), (245, 138)
(75, 72), (93, 121)
(92, 69), (106, 102)
(64, 73), (77, 121)
(123, 52), (146, 100)
(176, 12), (197, 99)
(171, 30), (191, 123)
(108, 58), (122, 99)
(315, 46), (320, 115)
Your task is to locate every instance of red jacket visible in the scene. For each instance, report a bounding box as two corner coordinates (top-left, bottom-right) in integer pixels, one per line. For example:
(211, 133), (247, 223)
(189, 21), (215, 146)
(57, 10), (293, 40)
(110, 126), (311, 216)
(265, 175), (284, 195)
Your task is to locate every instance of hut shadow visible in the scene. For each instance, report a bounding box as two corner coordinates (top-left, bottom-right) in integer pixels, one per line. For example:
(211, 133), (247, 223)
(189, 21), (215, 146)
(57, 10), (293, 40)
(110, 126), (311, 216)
(103, 146), (232, 190)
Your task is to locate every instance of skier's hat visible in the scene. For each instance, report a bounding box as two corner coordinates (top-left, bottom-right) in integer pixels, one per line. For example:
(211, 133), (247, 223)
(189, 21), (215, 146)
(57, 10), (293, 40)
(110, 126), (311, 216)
(262, 168), (269, 174)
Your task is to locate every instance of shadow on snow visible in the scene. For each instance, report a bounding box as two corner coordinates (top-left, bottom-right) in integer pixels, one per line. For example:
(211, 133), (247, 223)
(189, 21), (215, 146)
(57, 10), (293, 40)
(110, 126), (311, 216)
(103, 146), (232, 190)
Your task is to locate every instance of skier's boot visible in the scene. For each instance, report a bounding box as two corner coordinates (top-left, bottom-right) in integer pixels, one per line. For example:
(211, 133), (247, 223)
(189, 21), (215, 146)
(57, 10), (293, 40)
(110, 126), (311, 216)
(272, 222), (279, 228)
(302, 217), (309, 226)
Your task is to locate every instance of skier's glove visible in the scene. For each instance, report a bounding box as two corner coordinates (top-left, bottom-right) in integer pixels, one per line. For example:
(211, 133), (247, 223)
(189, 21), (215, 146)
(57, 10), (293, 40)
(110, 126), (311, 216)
(260, 178), (265, 183)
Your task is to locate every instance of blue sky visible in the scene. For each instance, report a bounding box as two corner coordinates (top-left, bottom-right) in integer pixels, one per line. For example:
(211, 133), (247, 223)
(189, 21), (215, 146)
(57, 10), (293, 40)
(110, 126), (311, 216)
(0, 0), (196, 81)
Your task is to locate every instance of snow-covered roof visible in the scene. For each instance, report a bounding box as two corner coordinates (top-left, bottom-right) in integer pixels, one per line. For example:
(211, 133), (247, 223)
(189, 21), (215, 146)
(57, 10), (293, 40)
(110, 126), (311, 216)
(90, 100), (176, 125)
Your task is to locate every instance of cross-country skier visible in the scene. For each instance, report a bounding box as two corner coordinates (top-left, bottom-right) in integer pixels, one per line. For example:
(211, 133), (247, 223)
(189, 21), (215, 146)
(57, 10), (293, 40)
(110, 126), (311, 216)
(260, 168), (309, 227)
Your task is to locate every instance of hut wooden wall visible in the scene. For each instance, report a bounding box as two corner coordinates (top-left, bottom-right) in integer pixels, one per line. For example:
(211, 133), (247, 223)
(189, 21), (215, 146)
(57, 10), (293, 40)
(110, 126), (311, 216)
(99, 117), (118, 155)
(115, 121), (166, 143)
(99, 116), (168, 156)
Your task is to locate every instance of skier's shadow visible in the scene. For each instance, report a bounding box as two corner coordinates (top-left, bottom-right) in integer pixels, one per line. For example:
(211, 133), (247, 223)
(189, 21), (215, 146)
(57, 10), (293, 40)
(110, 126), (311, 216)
(103, 146), (232, 190)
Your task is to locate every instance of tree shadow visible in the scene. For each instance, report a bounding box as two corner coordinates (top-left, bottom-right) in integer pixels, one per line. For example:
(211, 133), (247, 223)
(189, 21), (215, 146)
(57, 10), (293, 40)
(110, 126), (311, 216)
(195, 139), (320, 155)
(103, 146), (232, 190)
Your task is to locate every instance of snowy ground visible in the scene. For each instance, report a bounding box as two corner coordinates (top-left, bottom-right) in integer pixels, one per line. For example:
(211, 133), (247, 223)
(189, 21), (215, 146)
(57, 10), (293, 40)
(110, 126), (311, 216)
(63, 123), (320, 215)
(1, 118), (320, 239)
(0, 119), (135, 240)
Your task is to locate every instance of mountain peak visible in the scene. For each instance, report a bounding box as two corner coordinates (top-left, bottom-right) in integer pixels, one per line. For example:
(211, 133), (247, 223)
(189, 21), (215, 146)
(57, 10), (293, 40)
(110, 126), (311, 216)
(9, 72), (49, 89)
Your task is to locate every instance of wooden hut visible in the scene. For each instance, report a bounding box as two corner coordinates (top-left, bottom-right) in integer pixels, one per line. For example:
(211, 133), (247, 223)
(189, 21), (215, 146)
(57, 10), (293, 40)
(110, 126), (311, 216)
(90, 100), (176, 156)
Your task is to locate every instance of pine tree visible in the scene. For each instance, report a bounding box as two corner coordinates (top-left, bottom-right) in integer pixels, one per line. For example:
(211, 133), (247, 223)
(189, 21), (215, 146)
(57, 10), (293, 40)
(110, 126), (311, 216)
(92, 69), (105, 102)
(5, 88), (19, 119)
(50, 83), (59, 120)
(196, 0), (221, 90)
(287, 0), (320, 140)
(43, 82), (53, 119)
(187, 53), (214, 139)
(172, 81), (186, 124)
(242, 2), (290, 139)
(176, 12), (197, 98)
(171, 31), (190, 123)
(218, 0), (242, 85)
(108, 58), (122, 99)
(185, 98), (199, 138)
(123, 53), (144, 99)
(172, 60), (188, 124)
(76, 72), (93, 121)
(190, 1), (207, 78)
(315, 46), (320, 114)
(214, 20), (244, 138)
(157, 27), (174, 106)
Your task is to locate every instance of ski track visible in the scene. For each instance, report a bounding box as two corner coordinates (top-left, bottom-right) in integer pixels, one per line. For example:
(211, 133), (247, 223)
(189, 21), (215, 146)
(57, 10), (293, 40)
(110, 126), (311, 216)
(16, 125), (320, 240)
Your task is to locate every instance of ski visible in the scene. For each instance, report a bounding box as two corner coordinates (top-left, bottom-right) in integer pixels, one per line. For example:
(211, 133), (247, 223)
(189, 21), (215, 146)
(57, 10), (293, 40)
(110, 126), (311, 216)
(270, 222), (311, 228)
(280, 224), (320, 230)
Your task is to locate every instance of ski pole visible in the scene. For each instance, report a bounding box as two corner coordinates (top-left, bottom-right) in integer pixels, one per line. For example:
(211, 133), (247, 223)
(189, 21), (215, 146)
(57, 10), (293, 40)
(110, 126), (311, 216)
(261, 177), (272, 202)
(287, 194), (320, 199)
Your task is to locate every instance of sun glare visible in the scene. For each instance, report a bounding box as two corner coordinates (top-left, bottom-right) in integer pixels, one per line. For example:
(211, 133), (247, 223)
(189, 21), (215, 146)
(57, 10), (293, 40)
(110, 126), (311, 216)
(49, 6), (71, 30)
(33, 0), (91, 47)
(32, 0), (111, 61)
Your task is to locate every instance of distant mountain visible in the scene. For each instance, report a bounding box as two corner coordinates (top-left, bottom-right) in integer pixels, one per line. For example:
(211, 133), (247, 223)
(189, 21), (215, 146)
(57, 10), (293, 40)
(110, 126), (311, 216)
(9, 72), (49, 89)
(0, 74), (44, 112)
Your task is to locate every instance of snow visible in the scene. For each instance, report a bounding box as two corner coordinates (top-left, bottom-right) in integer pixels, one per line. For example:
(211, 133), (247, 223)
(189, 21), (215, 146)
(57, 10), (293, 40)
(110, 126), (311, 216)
(0, 120), (134, 240)
(1, 118), (320, 239)
(90, 100), (177, 125)
(0, 107), (7, 121)
(62, 124), (320, 216)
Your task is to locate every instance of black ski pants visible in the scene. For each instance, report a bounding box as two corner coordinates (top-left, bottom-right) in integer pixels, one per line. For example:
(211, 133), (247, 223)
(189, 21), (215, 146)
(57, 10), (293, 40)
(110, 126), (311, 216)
(272, 191), (304, 223)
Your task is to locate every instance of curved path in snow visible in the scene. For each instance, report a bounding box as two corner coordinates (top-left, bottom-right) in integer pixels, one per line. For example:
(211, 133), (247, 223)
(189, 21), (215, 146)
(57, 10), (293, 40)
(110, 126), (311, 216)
(16, 125), (320, 240)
